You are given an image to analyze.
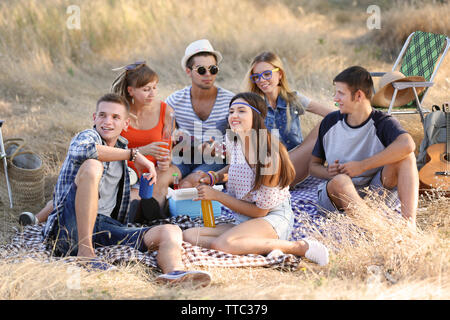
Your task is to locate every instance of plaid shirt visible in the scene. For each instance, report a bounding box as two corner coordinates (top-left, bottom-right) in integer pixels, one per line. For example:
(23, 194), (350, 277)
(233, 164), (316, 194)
(42, 128), (131, 239)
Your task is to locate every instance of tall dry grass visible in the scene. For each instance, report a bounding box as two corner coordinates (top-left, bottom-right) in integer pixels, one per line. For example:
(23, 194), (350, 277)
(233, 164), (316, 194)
(1, 191), (448, 300)
(363, 1), (450, 59)
(0, 0), (449, 299)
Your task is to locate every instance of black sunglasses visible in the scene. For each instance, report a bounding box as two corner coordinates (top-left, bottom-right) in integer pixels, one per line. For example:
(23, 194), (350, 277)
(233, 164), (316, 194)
(191, 65), (219, 75)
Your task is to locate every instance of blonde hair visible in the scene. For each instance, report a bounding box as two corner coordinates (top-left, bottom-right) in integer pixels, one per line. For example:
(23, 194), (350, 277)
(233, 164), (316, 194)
(244, 52), (305, 132)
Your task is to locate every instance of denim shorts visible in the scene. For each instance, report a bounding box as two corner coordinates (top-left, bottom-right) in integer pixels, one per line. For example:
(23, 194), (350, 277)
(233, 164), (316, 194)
(317, 169), (398, 213)
(232, 197), (294, 240)
(48, 183), (151, 256)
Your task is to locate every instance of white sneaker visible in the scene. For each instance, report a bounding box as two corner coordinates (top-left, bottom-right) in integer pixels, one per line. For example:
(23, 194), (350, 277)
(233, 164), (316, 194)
(156, 270), (212, 288)
(304, 238), (329, 266)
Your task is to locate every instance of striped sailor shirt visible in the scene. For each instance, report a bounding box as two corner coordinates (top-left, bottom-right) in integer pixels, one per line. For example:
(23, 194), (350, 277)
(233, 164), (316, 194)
(165, 86), (235, 142)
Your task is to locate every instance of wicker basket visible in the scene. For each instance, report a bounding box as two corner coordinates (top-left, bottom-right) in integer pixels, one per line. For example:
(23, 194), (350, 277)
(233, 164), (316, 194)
(0, 138), (45, 210)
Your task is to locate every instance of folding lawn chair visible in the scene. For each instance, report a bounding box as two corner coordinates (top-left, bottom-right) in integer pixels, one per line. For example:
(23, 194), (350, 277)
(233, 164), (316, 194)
(371, 31), (450, 124)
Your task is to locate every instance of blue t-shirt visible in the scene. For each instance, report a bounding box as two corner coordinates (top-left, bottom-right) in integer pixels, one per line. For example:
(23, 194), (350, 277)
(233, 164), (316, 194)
(264, 92), (311, 151)
(312, 109), (407, 186)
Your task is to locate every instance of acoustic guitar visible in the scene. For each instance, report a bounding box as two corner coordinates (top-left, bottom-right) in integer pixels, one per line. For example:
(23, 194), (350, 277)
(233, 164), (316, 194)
(419, 102), (450, 193)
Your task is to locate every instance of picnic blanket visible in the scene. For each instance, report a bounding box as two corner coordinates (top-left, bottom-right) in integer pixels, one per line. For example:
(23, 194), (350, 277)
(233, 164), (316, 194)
(0, 176), (380, 271)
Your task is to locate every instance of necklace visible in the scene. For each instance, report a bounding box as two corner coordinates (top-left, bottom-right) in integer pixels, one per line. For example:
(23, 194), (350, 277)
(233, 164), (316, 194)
(129, 112), (139, 127)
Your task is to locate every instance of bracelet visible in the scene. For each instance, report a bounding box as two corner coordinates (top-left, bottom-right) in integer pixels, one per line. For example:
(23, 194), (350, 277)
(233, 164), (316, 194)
(213, 171), (220, 183)
(129, 148), (133, 161)
(207, 171), (216, 186)
(211, 171), (219, 184)
(206, 171), (214, 186)
(130, 148), (139, 162)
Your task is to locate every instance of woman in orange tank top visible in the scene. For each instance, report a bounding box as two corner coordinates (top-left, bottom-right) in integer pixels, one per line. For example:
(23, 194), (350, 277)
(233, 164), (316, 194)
(122, 100), (168, 169)
(112, 62), (182, 221)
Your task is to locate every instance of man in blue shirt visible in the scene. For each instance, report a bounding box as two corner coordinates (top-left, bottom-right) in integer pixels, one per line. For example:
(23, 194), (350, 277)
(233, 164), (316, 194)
(310, 66), (418, 228)
(43, 93), (211, 286)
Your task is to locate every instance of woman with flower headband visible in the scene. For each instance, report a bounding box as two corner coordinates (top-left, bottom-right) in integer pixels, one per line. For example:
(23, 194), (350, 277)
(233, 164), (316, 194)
(245, 52), (336, 187)
(182, 92), (329, 266)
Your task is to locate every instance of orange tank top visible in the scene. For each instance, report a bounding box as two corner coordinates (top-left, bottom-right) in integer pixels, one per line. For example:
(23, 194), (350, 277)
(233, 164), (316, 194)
(121, 101), (170, 175)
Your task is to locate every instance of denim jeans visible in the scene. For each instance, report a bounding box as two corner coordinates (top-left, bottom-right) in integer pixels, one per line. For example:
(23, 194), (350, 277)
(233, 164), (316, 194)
(48, 183), (151, 256)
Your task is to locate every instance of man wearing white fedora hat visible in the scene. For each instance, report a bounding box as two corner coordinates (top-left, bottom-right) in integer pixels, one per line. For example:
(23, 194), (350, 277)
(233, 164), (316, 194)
(310, 66), (419, 228)
(166, 39), (234, 187)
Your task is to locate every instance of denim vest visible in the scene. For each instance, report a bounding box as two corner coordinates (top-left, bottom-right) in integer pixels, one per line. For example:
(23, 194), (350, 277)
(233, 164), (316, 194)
(264, 95), (303, 151)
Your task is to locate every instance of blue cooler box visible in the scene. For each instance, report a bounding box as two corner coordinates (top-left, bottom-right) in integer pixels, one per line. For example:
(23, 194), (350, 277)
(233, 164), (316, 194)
(167, 186), (223, 218)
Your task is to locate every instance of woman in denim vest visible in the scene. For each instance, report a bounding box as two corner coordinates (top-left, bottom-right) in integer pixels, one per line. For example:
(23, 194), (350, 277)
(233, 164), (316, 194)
(244, 51), (336, 187)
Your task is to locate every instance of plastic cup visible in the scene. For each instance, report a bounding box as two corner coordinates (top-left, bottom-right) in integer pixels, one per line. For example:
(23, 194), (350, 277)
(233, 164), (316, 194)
(161, 138), (171, 151)
(139, 173), (153, 199)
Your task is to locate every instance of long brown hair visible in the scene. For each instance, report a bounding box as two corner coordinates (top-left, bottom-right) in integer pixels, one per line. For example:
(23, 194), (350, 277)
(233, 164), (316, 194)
(111, 63), (159, 104)
(245, 51), (305, 132)
(227, 92), (295, 191)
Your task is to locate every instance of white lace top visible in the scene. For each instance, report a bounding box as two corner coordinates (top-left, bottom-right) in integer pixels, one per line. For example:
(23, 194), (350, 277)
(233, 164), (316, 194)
(225, 136), (290, 211)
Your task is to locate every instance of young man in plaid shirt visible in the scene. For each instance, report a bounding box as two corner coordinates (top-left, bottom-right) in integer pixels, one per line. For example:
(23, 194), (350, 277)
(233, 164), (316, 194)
(43, 93), (211, 286)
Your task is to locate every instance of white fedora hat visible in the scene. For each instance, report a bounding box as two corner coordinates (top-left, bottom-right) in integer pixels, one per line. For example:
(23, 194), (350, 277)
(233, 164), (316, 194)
(371, 71), (426, 107)
(180, 39), (223, 71)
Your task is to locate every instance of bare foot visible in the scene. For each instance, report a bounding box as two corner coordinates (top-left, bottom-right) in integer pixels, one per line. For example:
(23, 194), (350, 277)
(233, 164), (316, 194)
(77, 245), (96, 258)
(292, 240), (308, 256)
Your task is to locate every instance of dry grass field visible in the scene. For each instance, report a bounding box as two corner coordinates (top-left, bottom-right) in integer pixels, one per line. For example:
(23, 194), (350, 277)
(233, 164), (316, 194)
(0, 0), (449, 300)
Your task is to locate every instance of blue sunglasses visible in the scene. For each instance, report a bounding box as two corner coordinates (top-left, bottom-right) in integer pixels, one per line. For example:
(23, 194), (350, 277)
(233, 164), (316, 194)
(250, 68), (280, 83)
